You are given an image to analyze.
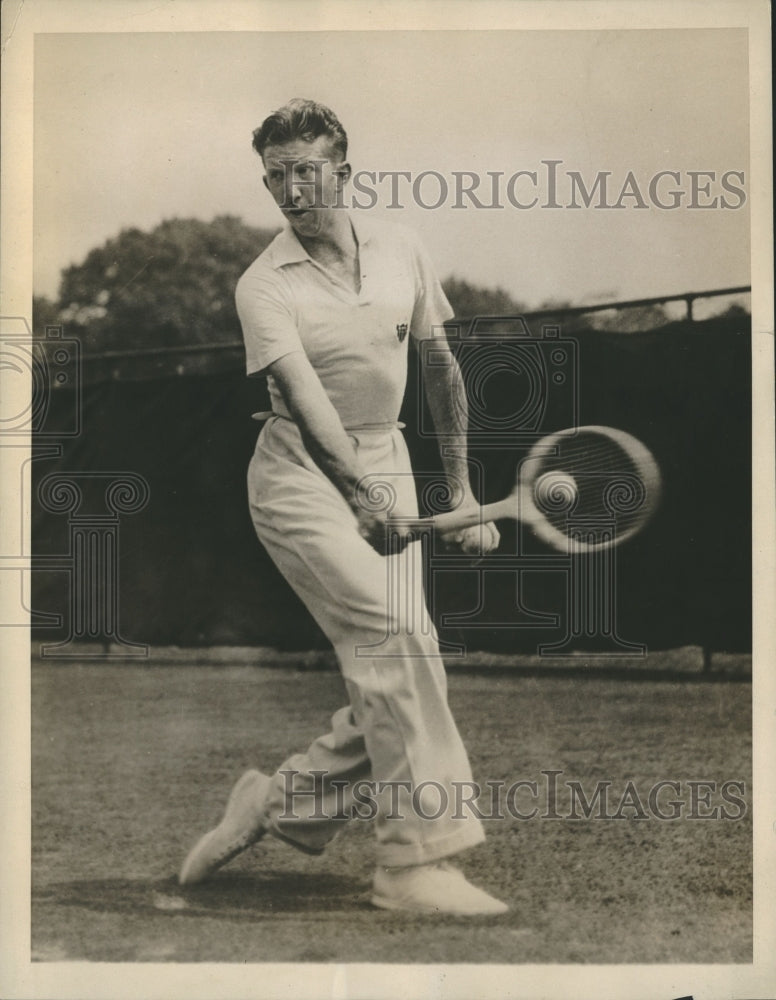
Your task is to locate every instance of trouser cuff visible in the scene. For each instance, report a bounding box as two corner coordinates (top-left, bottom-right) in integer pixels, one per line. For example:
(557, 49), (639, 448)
(375, 822), (486, 869)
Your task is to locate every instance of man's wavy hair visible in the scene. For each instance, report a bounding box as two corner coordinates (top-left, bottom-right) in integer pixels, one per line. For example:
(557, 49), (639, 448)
(252, 99), (348, 162)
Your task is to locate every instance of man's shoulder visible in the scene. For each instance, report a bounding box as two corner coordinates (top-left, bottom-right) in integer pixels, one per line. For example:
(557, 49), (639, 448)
(244, 230), (288, 270)
(236, 232), (287, 293)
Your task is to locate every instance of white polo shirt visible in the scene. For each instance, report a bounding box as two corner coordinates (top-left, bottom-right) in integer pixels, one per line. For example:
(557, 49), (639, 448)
(235, 214), (453, 429)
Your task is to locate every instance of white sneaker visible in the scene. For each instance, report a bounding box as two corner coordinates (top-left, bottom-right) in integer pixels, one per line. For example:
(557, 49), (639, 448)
(179, 770), (271, 885)
(372, 861), (509, 916)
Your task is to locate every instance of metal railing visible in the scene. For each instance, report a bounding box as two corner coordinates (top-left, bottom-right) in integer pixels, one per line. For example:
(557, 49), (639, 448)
(64, 284), (750, 370)
(518, 285), (750, 324)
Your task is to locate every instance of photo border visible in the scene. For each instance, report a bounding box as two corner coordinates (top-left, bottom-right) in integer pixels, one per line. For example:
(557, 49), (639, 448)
(1, 2), (773, 998)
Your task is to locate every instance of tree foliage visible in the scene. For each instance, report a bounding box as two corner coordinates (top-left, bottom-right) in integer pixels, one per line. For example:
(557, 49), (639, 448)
(55, 216), (278, 353)
(51, 218), (534, 354)
(32, 295), (60, 334)
(587, 303), (670, 333)
(45, 215), (737, 354)
(442, 276), (526, 319)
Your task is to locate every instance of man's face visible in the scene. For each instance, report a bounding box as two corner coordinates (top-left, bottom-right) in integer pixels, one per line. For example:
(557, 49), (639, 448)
(262, 135), (349, 240)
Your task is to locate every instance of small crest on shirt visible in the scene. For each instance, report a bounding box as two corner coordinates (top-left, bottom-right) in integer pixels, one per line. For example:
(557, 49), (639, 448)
(396, 323), (409, 343)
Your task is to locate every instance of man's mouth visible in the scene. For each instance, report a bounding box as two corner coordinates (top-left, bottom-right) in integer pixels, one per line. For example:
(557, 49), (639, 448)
(286, 207), (311, 218)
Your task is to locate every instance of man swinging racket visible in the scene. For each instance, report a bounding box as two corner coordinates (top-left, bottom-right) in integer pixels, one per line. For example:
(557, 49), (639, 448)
(180, 98), (506, 916)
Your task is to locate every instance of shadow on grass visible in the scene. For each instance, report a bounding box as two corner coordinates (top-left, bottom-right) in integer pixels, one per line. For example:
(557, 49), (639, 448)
(34, 873), (524, 933)
(35, 872), (375, 922)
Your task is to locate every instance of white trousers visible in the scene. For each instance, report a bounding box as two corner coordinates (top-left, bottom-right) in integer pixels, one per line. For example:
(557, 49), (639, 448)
(247, 416), (485, 867)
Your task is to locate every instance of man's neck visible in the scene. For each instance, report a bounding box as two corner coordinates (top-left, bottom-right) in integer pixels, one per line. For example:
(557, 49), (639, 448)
(296, 212), (357, 265)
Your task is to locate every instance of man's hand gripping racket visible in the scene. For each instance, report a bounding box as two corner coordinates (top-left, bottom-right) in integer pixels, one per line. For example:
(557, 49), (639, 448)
(395, 425), (662, 554)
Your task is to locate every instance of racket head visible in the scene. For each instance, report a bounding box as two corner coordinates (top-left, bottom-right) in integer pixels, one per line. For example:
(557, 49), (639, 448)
(518, 425), (662, 553)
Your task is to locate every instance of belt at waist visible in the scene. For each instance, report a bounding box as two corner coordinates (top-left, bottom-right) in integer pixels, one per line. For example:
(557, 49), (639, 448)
(251, 411), (405, 432)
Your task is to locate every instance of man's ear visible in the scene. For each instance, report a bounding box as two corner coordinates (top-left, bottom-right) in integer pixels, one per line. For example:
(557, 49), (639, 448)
(335, 161), (352, 186)
(262, 175), (269, 191)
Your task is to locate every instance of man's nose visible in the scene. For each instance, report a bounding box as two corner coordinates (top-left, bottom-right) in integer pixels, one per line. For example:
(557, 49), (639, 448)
(286, 177), (306, 206)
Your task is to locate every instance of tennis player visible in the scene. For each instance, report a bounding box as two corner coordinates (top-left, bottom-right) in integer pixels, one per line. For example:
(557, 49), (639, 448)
(180, 99), (506, 916)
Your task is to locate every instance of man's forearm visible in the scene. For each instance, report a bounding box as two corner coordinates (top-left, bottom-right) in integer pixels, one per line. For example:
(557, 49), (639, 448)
(267, 351), (412, 553)
(298, 421), (364, 511)
(268, 352), (366, 512)
(422, 349), (477, 506)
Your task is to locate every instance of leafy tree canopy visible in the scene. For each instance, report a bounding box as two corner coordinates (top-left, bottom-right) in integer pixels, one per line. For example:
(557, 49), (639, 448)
(44, 216), (711, 356)
(54, 216), (278, 353)
(442, 276), (526, 320)
(47, 218), (532, 354)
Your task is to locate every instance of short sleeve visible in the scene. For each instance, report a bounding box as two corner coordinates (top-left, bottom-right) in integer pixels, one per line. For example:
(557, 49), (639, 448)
(408, 231), (454, 342)
(235, 266), (304, 376)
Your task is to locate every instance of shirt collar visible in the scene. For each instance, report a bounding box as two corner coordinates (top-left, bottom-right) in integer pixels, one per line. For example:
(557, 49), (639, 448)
(269, 226), (310, 269)
(269, 212), (374, 270)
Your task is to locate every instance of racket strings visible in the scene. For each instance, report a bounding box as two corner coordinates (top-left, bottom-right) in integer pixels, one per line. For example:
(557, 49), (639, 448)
(528, 432), (657, 541)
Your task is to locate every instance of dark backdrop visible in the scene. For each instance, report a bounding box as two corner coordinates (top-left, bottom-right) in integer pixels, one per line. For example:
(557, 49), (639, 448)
(31, 315), (751, 655)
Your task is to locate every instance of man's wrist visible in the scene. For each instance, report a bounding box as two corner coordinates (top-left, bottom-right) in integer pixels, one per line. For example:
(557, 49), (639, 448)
(445, 479), (477, 509)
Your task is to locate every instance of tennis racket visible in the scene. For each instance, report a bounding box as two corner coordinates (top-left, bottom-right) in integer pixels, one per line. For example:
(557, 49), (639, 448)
(397, 425), (662, 554)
